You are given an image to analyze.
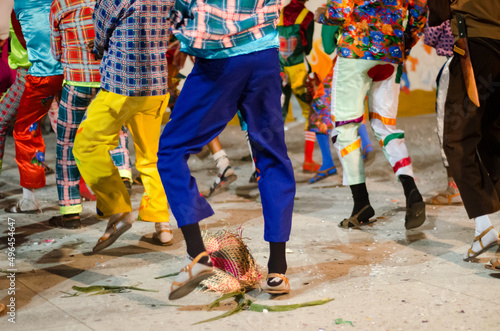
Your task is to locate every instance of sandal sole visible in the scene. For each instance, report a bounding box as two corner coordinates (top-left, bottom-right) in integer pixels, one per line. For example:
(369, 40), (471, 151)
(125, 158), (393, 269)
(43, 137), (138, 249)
(485, 259), (500, 271)
(4, 206), (41, 214)
(152, 233), (174, 246)
(204, 174), (238, 198)
(168, 270), (214, 300)
(309, 167), (337, 184)
(463, 240), (500, 262)
(93, 222), (132, 253)
(264, 289), (290, 295)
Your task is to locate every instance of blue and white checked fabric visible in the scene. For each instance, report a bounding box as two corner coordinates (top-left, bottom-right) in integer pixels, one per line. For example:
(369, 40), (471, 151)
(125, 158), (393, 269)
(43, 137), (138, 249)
(93, 0), (174, 96)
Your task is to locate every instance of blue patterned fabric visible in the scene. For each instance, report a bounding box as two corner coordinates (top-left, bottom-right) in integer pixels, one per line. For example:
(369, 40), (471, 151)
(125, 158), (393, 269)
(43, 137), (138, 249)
(92, 0), (173, 96)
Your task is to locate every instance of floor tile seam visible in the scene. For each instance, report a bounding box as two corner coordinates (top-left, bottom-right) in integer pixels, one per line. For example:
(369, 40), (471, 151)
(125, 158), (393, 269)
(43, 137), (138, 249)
(17, 278), (96, 330)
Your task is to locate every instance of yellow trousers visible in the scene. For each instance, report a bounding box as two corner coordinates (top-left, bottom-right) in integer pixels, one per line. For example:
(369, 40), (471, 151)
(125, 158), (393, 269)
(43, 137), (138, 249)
(73, 90), (169, 222)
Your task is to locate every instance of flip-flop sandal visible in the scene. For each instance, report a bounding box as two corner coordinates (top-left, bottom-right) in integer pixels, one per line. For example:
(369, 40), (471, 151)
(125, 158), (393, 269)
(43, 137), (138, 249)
(485, 258), (500, 271)
(48, 215), (82, 229)
(309, 166), (337, 184)
(93, 215), (133, 253)
(338, 205), (376, 229)
(133, 176), (143, 186)
(405, 190), (426, 230)
(152, 229), (174, 246)
(169, 252), (214, 300)
(463, 226), (500, 261)
(204, 166), (238, 198)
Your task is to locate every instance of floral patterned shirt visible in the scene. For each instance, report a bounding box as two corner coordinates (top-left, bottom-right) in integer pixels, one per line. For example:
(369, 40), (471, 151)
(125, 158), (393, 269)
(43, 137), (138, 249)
(317, 0), (427, 64)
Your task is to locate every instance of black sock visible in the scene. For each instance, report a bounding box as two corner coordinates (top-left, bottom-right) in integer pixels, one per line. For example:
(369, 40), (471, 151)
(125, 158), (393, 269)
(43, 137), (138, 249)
(399, 175), (422, 205)
(350, 183), (370, 213)
(268, 242), (287, 276)
(348, 183), (374, 223)
(180, 223), (211, 265)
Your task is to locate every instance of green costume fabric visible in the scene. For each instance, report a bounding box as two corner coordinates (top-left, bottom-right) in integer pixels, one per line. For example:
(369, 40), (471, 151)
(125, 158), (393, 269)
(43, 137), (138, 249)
(8, 25), (31, 70)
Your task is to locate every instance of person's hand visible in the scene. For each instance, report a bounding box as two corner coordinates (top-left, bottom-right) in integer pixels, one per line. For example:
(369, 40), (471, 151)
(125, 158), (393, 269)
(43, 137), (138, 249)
(314, 7), (327, 22)
(86, 39), (94, 52)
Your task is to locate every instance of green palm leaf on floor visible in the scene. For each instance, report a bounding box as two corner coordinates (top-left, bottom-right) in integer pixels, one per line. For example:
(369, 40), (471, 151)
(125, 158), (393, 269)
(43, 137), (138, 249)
(64, 285), (158, 296)
(194, 291), (333, 325)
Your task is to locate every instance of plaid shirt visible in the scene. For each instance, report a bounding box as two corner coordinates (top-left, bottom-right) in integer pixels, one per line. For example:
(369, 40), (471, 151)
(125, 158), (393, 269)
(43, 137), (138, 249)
(172, 0), (284, 50)
(318, 0), (427, 64)
(50, 0), (101, 83)
(93, 0), (173, 96)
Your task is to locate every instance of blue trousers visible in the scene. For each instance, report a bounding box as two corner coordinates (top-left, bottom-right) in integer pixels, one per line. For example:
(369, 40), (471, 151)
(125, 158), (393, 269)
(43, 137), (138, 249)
(158, 48), (295, 242)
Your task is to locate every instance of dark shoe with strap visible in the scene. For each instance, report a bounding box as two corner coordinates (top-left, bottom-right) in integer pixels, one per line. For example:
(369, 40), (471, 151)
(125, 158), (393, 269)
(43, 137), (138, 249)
(405, 189), (426, 230)
(48, 214), (82, 229)
(205, 166), (237, 198)
(339, 204), (376, 229)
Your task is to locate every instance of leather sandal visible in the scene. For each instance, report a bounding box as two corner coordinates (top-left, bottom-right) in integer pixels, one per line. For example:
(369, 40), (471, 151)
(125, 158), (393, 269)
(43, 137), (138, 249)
(169, 252), (214, 300)
(152, 228), (174, 246)
(338, 205), (376, 229)
(93, 213), (133, 253)
(463, 226), (500, 261)
(204, 166), (238, 198)
(485, 258), (500, 271)
(309, 166), (337, 184)
(426, 192), (462, 205)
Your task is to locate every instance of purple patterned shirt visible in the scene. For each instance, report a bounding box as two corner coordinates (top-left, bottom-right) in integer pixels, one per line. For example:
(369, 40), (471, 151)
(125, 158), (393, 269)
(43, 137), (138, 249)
(424, 20), (453, 57)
